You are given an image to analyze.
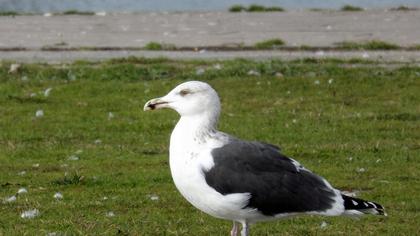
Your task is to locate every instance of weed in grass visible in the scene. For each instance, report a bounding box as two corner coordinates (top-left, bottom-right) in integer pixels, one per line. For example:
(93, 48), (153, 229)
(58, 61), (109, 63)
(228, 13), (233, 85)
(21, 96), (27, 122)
(390, 5), (417, 11)
(309, 8), (325, 12)
(144, 42), (163, 50)
(341, 5), (364, 11)
(0, 11), (19, 16)
(229, 5), (246, 12)
(335, 40), (400, 50)
(52, 173), (85, 186)
(54, 41), (68, 46)
(411, 44), (420, 50)
(254, 39), (285, 49)
(265, 6), (285, 12)
(61, 10), (95, 15)
(229, 4), (284, 12)
(144, 42), (176, 50)
(299, 45), (312, 50)
(247, 4), (267, 12)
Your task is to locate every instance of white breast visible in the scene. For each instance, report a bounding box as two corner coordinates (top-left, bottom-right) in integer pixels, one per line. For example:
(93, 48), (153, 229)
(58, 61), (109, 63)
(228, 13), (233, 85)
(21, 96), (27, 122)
(169, 127), (257, 221)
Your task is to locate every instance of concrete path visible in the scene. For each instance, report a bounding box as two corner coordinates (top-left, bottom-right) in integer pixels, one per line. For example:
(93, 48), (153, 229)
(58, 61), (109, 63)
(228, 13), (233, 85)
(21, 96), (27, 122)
(2, 50), (420, 63)
(1, 10), (419, 62)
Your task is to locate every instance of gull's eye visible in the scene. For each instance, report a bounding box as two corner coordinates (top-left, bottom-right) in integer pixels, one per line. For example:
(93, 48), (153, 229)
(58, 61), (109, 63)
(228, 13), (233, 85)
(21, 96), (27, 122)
(179, 89), (191, 96)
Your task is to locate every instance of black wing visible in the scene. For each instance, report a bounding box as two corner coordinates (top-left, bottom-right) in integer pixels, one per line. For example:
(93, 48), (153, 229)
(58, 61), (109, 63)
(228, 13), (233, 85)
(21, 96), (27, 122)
(203, 139), (337, 216)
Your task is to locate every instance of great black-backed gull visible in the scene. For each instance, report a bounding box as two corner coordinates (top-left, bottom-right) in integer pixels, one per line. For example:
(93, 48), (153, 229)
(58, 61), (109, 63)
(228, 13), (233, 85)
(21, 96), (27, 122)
(144, 81), (385, 236)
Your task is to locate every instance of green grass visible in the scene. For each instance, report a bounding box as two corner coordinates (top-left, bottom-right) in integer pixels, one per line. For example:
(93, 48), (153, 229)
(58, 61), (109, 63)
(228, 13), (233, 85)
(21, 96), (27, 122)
(61, 10), (95, 15)
(144, 42), (176, 50)
(229, 4), (284, 12)
(341, 5), (364, 11)
(335, 40), (400, 50)
(247, 4), (267, 12)
(390, 5), (417, 11)
(0, 58), (419, 235)
(265, 6), (285, 12)
(229, 5), (247, 12)
(254, 39), (285, 49)
(0, 11), (21, 16)
(411, 44), (420, 50)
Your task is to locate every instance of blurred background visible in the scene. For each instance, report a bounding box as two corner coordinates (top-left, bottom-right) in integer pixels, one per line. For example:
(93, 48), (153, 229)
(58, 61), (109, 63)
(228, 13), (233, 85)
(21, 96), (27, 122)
(2, 0), (420, 12)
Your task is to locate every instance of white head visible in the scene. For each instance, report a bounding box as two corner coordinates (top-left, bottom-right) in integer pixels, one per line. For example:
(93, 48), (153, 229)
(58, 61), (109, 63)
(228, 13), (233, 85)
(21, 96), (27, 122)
(144, 81), (221, 119)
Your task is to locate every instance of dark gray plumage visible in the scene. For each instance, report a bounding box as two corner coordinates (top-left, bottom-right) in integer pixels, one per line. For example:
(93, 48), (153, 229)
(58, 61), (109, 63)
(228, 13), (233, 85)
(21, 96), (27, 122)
(203, 139), (338, 216)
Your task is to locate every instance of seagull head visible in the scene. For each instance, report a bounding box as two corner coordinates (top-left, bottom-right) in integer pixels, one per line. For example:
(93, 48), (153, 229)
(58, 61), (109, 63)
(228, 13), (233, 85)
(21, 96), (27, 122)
(144, 81), (221, 118)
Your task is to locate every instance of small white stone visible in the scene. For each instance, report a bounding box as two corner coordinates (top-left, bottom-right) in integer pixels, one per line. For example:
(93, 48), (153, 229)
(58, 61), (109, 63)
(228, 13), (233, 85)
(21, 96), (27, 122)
(213, 64), (222, 70)
(195, 68), (205, 75)
(348, 156), (353, 161)
(247, 70), (260, 76)
(67, 155), (79, 161)
(328, 79), (334, 84)
(43, 13), (52, 17)
(275, 72), (284, 78)
(320, 221), (328, 228)
(150, 195), (159, 201)
(21, 209), (40, 219)
(68, 74), (76, 81)
(54, 192), (63, 200)
(35, 110), (44, 118)
(4, 195), (17, 203)
(94, 139), (102, 144)
(17, 188), (28, 194)
(95, 11), (107, 16)
(75, 149), (83, 154)
(362, 52), (370, 58)
(106, 211), (115, 217)
(102, 196), (108, 200)
(108, 112), (114, 120)
(356, 167), (366, 173)
(32, 163), (40, 168)
(8, 63), (21, 73)
(44, 88), (53, 97)
(198, 49), (207, 54)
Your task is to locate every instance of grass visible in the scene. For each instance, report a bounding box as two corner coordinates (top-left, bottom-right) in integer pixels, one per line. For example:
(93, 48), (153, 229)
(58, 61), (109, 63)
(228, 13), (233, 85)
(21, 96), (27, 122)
(229, 5), (247, 12)
(61, 10), (95, 15)
(229, 4), (284, 12)
(254, 38), (285, 49)
(0, 11), (26, 16)
(0, 58), (419, 235)
(390, 6), (418, 11)
(411, 44), (420, 50)
(144, 42), (176, 50)
(341, 5), (364, 11)
(335, 40), (400, 50)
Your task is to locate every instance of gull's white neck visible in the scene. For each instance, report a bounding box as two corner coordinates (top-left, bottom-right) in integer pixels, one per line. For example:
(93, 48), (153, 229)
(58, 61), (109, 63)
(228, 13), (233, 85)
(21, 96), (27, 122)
(171, 112), (218, 145)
